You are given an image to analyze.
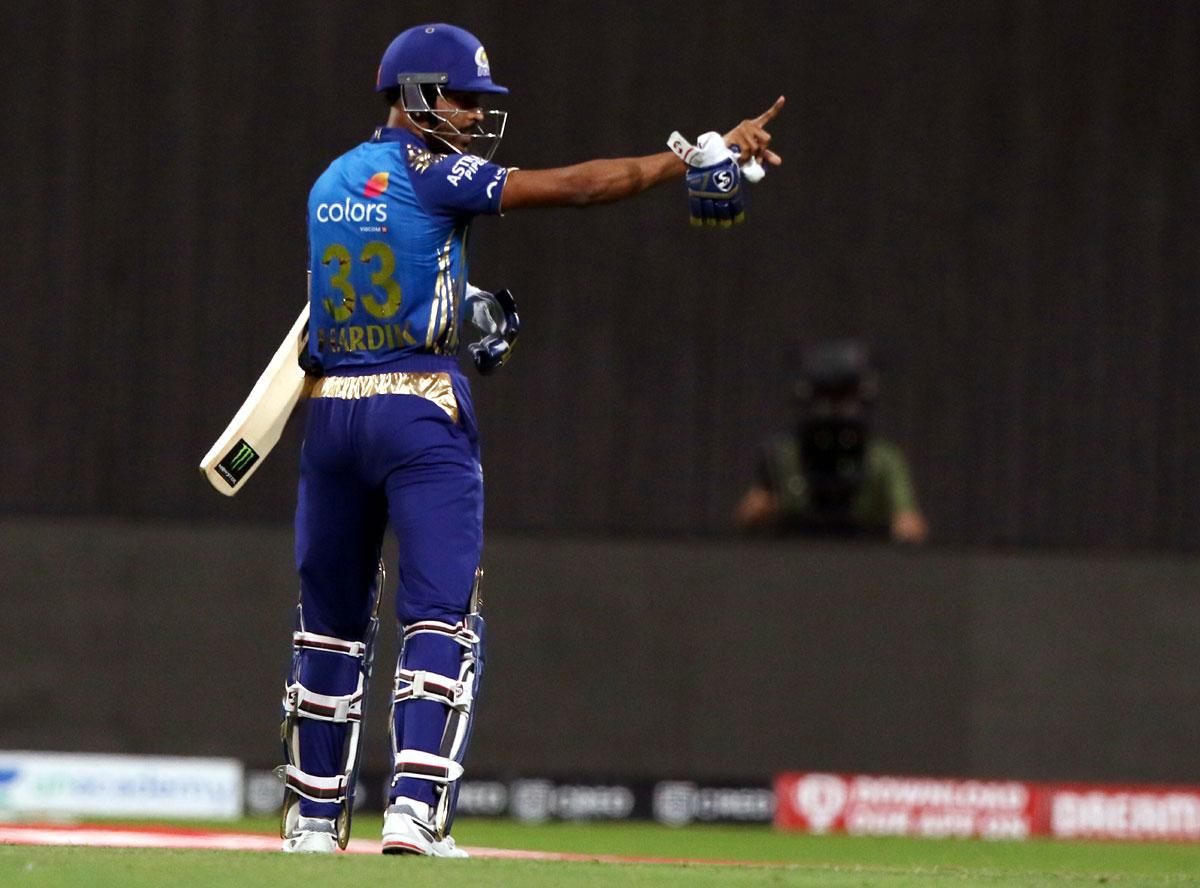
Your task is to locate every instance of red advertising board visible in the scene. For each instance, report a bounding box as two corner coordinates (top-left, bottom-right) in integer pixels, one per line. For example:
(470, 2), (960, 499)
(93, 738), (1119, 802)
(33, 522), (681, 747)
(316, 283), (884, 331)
(774, 773), (1036, 839)
(1045, 784), (1200, 842)
(775, 773), (1200, 842)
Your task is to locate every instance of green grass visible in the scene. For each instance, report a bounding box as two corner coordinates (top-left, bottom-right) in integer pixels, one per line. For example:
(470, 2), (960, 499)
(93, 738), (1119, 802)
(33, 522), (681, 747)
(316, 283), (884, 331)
(2, 816), (1198, 887)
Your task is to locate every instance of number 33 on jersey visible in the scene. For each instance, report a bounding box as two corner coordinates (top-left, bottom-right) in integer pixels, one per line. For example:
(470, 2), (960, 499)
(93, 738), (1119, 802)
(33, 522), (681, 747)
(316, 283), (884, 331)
(306, 127), (511, 372)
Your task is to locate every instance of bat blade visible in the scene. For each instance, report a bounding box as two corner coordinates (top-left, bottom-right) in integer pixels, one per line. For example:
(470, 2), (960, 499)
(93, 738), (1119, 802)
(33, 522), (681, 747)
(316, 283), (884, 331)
(199, 304), (313, 496)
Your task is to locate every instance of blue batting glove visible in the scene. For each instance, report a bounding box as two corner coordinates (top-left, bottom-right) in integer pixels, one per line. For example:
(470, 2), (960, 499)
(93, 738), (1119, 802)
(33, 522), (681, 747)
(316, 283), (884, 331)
(668, 131), (745, 228)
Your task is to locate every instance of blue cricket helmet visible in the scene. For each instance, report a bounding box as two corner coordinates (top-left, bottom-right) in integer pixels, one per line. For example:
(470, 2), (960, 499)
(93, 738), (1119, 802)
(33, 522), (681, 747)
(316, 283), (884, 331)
(375, 23), (508, 95)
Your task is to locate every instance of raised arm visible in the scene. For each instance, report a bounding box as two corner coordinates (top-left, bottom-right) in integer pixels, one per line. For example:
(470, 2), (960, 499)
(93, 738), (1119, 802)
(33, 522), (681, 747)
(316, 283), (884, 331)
(500, 96), (786, 211)
(501, 152), (684, 209)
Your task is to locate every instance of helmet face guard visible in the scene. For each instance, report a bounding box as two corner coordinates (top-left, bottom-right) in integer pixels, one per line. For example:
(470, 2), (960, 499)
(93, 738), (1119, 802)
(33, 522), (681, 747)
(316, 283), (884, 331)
(398, 76), (507, 161)
(376, 24), (509, 160)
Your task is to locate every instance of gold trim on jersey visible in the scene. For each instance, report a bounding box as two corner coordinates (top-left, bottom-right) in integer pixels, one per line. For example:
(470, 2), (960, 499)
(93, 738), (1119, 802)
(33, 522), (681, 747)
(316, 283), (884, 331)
(311, 371), (458, 423)
(405, 143), (439, 174)
(428, 231), (453, 351)
(428, 229), (467, 354)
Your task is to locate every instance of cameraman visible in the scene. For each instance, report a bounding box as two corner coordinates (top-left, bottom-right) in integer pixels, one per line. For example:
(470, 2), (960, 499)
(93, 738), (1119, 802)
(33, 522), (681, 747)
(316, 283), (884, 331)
(734, 340), (928, 543)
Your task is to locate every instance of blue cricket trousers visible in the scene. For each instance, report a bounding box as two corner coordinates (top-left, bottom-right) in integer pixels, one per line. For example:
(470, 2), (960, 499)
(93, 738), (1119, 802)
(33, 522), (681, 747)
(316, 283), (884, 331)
(290, 355), (483, 816)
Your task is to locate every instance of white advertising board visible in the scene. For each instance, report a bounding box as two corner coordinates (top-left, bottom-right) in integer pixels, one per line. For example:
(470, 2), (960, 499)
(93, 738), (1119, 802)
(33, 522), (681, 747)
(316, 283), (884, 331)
(0, 751), (243, 819)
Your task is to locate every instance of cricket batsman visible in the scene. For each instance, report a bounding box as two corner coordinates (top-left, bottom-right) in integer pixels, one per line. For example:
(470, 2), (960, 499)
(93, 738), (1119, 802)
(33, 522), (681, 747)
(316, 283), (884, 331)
(279, 22), (784, 855)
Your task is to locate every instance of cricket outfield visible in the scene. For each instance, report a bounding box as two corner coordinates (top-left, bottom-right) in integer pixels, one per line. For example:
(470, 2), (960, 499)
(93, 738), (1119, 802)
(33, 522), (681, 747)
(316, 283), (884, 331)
(2, 816), (1197, 887)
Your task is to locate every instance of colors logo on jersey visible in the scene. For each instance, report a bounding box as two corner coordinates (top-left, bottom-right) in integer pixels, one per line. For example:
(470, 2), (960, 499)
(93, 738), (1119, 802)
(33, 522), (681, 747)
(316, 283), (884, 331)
(316, 174), (389, 224)
(364, 172), (389, 198)
(475, 46), (491, 78)
(315, 199), (388, 223)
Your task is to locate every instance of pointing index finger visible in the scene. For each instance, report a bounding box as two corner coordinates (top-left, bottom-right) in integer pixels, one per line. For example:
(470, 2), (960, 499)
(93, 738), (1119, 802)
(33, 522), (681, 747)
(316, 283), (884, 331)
(754, 95), (786, 125)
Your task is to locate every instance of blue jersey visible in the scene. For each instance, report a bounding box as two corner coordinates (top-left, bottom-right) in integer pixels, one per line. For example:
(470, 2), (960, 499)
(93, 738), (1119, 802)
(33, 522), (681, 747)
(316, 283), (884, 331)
(306, 128), (510, 371)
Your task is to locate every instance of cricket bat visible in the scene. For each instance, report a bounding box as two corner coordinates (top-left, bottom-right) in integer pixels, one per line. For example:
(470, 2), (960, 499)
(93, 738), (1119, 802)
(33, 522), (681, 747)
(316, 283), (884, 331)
(199, 303), (315, 495)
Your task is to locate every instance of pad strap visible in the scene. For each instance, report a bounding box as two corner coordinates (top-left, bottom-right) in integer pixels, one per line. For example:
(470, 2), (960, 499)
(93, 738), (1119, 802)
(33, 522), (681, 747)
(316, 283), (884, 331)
(394, 669), (472, 711)
(284, 765), (348, 803)
(293, 631), (367, 658)
(284, 630), (368, 722)
(403, 620), (479, 649)
(393, 749), (465, 785)
(284, 679), (364, 723)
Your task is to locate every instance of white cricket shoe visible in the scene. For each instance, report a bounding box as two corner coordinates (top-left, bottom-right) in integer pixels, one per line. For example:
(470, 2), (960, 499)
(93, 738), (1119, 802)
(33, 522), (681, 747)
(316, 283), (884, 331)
(282, 815), (338, 853)
(381, 798), (468, 858)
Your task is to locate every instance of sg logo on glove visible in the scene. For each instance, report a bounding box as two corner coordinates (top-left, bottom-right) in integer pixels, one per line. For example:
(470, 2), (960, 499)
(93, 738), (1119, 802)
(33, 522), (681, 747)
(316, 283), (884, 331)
(668, 130), (746, 228)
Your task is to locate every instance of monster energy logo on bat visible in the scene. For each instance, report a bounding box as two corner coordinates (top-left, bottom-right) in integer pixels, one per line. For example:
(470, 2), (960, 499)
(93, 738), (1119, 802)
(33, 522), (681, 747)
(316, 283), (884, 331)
(216, 439), (259, 487)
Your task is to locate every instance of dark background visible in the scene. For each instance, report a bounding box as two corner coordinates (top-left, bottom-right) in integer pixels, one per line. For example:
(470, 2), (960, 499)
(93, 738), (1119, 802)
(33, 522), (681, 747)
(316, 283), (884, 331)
(2, 1), (1198, 785)
(4, 0), (1198, 548)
